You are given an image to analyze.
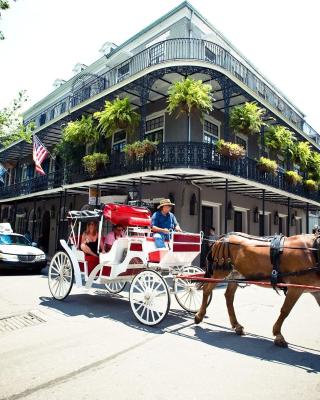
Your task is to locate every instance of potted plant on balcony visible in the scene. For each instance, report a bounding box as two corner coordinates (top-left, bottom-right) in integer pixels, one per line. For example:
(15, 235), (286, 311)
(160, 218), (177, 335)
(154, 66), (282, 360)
(284, 170), (302, 186)
(124, 139), (158, 160)
(82, 153), (109, 176)
(229, 102), (266, 136)
(94, 97), (140, 137)
(304, 178), (318, 192)
(256, 156), (278, 175)
(265, 125), (296, 157)
(167, 77), (213, 142)
(307, 151), (320, 181)
(216, 139), (246, 160)
(63, 115), (99, 145)
(293, 141), (311, 170)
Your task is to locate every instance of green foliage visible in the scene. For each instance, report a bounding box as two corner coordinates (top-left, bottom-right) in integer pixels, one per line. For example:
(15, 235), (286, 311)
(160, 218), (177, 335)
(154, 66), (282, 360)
(94, 97), (140, 138)
(229, 102), (266, 135)
(216, 139), (246, 160)
(265, 125), (296, 157)
(304, 179), (318, 192)
(0, 90), (31, 147)
(284, 170), (302, 186)
(0, 0), (12, 40)
(307, 151), (320, 181)
(293, 141), (311, 170)
(62, 115), (99, 145)
(257, 156), (278, 175)
(167, 77), (213, 118)
(123, 139), (158, 160)
(82, 152), (109, 175)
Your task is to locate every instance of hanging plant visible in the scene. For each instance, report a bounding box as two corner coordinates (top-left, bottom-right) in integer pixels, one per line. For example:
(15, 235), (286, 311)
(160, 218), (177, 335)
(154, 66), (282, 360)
(216, 139), (246, 160)
(123, 139), (158, 160)
(265, 125), (296, 157)
(229, 102), (266, 135)
(62, 115), (99, 145)
(82, 152), (109, 175)
(256, 157), (278, 175)
(94, 97), (140, 137)
(284, 170), (302, 186)
(293, 141), (311, 170)
(304, 179), (318, 192)
(167, 77), (213, 118)
(307, 151), (320, 181)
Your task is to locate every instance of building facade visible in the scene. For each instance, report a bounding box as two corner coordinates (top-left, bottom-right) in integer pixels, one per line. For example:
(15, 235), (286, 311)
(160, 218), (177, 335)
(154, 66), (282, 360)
(1, 1), (320, 256)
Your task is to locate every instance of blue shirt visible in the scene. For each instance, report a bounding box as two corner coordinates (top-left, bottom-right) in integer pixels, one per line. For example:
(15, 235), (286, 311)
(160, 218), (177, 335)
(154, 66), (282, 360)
(151, 211), (178, 240)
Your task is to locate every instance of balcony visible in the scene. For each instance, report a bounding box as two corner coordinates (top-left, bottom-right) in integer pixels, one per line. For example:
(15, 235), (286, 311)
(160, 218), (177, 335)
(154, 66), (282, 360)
(23, 39), (318, 143)
(1, 142), (319, 205)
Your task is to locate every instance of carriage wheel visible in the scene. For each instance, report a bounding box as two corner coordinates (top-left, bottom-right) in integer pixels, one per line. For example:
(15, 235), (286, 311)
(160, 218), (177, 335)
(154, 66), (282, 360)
(48, 251), (74, 300)
(129, 270), (170, 326)
(174, 266), (212, 313)
(105, 280), (127, 294)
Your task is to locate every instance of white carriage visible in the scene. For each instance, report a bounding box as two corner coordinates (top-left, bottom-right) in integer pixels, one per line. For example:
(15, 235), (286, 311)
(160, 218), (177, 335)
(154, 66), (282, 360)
(48, 203), (211, 326)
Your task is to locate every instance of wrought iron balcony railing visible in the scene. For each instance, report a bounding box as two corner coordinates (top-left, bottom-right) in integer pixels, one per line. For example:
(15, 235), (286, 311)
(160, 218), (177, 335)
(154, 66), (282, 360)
(24, 38), (319, 144)
(1, 142), (318, 203)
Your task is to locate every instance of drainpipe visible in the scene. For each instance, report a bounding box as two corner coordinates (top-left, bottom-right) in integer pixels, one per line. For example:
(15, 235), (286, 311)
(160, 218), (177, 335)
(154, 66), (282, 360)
(191, 181), (202, 232)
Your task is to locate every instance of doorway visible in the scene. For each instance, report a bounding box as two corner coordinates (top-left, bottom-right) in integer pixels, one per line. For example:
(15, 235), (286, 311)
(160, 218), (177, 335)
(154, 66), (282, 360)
(41, 211), (50, 253)
(202, 206), (213, 237)
(234, 211), (243, 232)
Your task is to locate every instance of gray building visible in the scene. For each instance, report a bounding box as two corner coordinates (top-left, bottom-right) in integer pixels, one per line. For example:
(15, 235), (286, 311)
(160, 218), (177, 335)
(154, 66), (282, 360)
(0, 1), (319, 256)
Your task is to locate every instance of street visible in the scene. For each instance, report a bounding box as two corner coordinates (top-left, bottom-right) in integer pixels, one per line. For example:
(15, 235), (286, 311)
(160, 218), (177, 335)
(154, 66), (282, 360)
(0, 268), (319, 400)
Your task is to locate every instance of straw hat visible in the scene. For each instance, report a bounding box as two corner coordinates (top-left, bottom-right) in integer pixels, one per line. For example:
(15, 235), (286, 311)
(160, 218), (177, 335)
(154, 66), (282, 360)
(157, 198), (175, 209)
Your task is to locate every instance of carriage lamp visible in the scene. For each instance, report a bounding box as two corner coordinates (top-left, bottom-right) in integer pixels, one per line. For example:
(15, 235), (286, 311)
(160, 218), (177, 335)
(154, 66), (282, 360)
(227, 201), (234, 220)
(274, 211), (279, 225)
(253, 207), (259, 223)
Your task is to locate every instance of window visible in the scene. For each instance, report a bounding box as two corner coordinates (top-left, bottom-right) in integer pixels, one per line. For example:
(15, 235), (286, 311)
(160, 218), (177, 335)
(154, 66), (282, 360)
(112, 130), (126, 151)
(203, 119), (219, 145)
(150, 43), (165, 65)
(231, 58), (246, 82)
(39, 113), (46, 126)
(117, 62), (130, 82)
(60, 102), (66, 114)
(50, 108), (55, 120)
(145, 115), (164, 142)
(235, 135), (247, 151)
(256, 80), (266, 98)
(21, 164), (28, 182)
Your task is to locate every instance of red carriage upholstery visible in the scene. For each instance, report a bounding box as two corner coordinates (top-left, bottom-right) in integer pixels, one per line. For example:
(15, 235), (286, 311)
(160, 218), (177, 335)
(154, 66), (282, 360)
(85, 255), (100, 274)
(103, 204), (151, 227)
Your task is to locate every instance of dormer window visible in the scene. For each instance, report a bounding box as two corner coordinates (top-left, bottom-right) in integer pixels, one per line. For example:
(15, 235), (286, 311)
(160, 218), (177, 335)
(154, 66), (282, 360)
(39, 113), (46, 126)
(149, 42), (165, 65)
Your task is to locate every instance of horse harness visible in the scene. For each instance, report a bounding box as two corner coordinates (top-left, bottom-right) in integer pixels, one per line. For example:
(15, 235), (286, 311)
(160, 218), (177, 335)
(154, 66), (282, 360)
(205, 232), (320, 291)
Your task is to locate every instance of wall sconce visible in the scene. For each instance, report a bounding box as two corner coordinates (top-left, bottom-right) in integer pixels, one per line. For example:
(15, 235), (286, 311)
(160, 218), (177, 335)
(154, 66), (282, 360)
(253, 207), (259, 223)
(50, 205), (56, 219)
(274, 211), (279, 225)
(189, 193), (198, 215)
(290, 213), (296, 227)
(227, 201), (234, 220)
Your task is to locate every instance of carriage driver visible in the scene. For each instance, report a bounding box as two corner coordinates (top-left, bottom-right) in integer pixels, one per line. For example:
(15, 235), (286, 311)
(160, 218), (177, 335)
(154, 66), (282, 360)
(151, 198), (182, 248)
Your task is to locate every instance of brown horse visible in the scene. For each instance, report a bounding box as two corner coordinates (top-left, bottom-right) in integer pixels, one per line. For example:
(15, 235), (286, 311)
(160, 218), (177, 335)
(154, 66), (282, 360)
(195, 232), (320, 347)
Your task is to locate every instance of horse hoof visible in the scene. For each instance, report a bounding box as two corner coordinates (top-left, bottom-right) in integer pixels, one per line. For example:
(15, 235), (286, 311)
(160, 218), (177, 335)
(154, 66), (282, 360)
(235, 326), (244, 336)
(274, 337), (288, 348)
(194, 314), (202, 324)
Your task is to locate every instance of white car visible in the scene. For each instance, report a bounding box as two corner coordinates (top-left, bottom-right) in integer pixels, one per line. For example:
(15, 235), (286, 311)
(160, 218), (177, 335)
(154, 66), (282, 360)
(0, 223), (47, 273)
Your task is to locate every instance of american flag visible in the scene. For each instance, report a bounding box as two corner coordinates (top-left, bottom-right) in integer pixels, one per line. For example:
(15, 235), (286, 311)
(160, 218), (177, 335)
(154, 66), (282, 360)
(33, 135), (48, 175)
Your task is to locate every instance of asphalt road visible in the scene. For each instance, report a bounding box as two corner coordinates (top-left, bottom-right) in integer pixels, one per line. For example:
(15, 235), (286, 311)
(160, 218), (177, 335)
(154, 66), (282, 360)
(0, 267), (319, 400)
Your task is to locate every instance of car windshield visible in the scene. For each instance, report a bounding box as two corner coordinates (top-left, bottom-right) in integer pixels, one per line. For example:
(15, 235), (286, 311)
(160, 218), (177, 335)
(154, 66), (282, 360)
(0, 234), (31, 246)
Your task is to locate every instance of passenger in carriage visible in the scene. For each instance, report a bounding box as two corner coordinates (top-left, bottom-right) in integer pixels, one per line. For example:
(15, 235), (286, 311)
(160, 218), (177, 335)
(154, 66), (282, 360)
(104, 224), (125, 252)
(80, 221), (104, 257)
(151, 198), (182, 248)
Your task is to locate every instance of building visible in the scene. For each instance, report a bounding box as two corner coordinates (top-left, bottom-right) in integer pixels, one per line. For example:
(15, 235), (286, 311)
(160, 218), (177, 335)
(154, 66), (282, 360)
(1, 1), (320, 256)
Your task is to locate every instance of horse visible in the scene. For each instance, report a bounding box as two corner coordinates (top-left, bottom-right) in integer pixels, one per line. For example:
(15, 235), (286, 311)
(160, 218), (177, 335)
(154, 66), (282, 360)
(194, 232), (320, 347)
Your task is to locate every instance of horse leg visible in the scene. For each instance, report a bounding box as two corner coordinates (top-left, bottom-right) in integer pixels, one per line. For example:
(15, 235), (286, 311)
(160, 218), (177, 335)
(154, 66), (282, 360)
(311, 291), (320, 306)
(272, 287), (304, 347)
(224, 282), (244, 335)
(194, 282), (217, 324)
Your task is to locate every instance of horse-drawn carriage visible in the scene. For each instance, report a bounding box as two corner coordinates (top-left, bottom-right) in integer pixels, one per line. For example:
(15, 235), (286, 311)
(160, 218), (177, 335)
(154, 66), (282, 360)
(48, 203), (210, 326)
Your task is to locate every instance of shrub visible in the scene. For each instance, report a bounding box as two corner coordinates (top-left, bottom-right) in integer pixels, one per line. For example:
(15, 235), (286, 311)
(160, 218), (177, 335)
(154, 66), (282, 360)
(256, 157), (278, 175)
(284, 170), (302, 186)
(216, 139), (246, 160)
(229, 102), (266, 135)
(304, 179), (318, 192)
(123, 139), (158, 160)
(82, 153), (109, 175)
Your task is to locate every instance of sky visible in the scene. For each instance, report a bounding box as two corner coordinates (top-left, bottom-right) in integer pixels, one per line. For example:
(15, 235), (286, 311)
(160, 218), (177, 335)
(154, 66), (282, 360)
(1, 0), (320, 132)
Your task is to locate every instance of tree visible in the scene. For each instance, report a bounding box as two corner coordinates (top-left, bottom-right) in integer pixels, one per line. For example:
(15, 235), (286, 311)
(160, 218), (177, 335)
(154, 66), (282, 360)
(0, 0), (16, 40)
(0, 90), (34, 148)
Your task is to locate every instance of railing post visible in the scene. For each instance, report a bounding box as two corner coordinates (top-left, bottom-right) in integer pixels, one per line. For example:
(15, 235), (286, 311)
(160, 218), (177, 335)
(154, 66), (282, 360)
(306, 202), (309, 234)
(32, 198), (36, 242)
(224, 179), (228, 234)
(262, 189), (265, 236)
(287, 197), (290, 236)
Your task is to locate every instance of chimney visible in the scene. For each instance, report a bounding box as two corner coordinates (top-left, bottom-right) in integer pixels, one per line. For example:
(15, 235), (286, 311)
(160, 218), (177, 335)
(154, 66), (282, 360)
(53, 79), (66, 89)
(72, 63), (87, 74)
(99, 41), (117, 56)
